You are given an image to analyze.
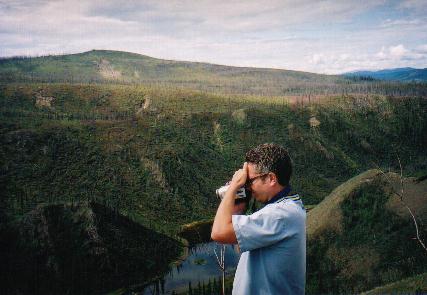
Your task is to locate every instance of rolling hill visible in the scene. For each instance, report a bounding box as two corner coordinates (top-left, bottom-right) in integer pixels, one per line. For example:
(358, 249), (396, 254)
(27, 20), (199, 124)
(2, 50), (426, 97)
(0, 50), (341, 94)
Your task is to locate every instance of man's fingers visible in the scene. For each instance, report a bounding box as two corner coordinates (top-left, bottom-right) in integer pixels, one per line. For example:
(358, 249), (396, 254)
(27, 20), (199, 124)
(243, 162), (248, 169)
(230, 163), (249, 188)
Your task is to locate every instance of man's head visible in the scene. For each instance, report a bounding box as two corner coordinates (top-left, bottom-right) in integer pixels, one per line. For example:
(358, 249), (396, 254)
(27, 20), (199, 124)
(245, 143), (292, 202)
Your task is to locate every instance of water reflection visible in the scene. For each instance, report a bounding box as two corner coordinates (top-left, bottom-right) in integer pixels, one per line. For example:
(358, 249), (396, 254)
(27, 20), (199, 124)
(141, 242), (240, 294)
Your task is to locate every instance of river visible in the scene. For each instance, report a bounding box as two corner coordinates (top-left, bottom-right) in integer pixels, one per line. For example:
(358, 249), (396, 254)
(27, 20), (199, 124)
(140, 242), (240, 294)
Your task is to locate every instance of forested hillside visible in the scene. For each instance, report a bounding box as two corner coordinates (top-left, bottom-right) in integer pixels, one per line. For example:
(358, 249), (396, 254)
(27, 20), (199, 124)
(1, 83), (426, 231)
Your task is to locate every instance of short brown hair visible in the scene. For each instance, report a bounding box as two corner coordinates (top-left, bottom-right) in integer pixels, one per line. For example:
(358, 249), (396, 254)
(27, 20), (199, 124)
(245, 143), (292, 186)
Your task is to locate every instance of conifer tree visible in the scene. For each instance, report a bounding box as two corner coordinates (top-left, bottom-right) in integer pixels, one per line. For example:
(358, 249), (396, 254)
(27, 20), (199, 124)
(197, 281), (202, 295)
(206, 279), (212, 295)
(188, 281), (193, 295)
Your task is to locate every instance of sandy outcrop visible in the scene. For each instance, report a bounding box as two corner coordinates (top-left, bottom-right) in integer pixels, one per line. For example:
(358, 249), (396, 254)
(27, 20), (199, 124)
(308, 116), (320, 128)
(140, 157), (170, 192)
(97, 59), (122, 80)
(35, 92), (55, 108)
(136, 97), (159, 117)
(232, 108), (247, 124)
(213, 120), (225, 151)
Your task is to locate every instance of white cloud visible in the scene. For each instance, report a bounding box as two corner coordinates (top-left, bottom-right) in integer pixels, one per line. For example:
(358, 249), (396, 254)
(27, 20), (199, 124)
(376, 46), (387, 59)
(113, 0), (386, 34)
(1, 0), (385, 37)
(389, 44), (408, 58)
(381, 18), (422, 27)
(310, 54), (326, 65)
(373, 44), (427, 63)
(291, 42), (427, 74)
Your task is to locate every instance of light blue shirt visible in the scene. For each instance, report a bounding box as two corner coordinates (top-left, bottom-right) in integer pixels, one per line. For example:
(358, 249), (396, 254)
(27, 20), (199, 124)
(231, 196), (306, 295)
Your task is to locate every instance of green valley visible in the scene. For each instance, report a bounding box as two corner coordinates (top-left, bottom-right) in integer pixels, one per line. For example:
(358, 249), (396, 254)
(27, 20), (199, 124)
(0, 50), (426, 294)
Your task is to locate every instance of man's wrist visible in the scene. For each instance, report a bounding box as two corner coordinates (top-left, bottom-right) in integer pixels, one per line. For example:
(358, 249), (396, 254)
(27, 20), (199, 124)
(224, 186), (238, 201)
(227, 183), (240, 194)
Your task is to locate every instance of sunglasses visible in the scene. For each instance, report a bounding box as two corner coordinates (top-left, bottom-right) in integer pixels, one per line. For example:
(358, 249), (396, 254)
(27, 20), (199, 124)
(245, 173), (269, 187)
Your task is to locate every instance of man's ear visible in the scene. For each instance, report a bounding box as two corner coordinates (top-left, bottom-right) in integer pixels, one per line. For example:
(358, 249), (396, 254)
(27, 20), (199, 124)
(268, 172), (278, 185)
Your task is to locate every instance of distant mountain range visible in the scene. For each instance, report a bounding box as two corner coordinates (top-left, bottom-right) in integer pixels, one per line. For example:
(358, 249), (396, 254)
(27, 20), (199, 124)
(344, 67), (427, 81)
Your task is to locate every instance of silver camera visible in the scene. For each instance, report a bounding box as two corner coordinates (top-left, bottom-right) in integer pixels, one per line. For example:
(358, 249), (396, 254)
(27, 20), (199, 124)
(216, 184), (250, 201)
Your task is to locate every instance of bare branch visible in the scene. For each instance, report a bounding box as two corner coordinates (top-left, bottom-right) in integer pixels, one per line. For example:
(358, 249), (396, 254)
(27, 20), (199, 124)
(403, 200), (427, 251)
(213, 244), (226, 269)
(213, 243), (226, 294)
(372, 160), (427, 253)
(396, 153), (404, 201)
(371, 161), (402, 198)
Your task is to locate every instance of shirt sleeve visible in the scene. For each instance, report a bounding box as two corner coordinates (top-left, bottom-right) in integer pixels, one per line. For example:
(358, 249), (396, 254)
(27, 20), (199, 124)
(232, 205), (294, 252)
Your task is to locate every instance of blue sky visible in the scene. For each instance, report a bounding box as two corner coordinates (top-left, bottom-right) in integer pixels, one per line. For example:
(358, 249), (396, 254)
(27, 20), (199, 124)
(1, 0), (426, 74)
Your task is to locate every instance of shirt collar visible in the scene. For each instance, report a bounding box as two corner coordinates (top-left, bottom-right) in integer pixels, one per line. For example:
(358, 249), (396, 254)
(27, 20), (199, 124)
(264, 185), (292, 205)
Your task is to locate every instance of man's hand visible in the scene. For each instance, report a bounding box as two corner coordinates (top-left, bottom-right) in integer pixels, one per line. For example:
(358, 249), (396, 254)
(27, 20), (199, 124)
(211, 162), (249, 244)
(229, 162), (248, 192)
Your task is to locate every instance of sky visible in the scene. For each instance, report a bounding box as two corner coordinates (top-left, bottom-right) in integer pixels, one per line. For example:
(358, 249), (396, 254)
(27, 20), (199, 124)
(0, 0), (427, 74)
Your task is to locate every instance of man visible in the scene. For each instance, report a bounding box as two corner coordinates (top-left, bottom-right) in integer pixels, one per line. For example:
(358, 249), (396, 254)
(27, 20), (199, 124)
(211, 143), (306, 295)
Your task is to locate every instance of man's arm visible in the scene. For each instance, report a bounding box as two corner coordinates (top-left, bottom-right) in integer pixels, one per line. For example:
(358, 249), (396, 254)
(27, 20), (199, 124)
(211, 162), (248, 244)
